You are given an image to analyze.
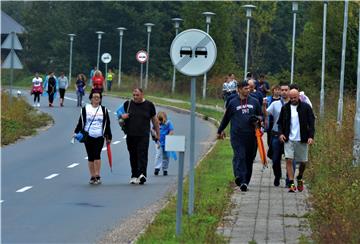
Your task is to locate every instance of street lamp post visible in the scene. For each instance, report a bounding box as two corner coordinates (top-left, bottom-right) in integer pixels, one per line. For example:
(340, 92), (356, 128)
(68, 34), (76, 86)
(337, 0), (349, 128)
(95, 31), (104, 70)
(242, 5), (256, 81)
(320, 1), (328, 119)
(117, 27), (126, 88)
(353, 6), (360, 166)
(290, 1), (298, 84)
(171, 18), (183, 94)
(201, 12), (215, 99)
(144, 23), (154, 90)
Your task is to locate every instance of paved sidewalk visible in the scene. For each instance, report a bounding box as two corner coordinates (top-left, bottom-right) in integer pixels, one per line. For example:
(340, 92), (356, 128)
(217, 155), (312, 244)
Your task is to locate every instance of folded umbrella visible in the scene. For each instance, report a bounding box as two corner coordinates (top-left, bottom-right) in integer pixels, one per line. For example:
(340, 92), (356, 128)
(106, 142), (113, 172)
(255, 127), (268, 168)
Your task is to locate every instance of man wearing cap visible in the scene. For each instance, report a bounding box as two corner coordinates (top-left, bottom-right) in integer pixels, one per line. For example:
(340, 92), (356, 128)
(217, 80), (263, 192)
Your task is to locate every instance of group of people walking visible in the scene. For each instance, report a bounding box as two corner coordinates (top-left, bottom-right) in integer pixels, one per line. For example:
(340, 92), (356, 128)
(73, 87), (174, 185)
(219, 72), (315, 193)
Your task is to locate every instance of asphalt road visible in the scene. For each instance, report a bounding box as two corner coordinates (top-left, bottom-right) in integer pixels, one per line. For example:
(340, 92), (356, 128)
(1, 90), (217, 243)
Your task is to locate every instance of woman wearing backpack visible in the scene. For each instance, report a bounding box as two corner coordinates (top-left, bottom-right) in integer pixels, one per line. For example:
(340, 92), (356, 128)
(74, 91), (112, 184)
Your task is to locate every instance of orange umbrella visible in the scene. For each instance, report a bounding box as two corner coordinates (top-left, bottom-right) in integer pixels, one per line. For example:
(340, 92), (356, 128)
(106, 142), (113, 172)
(255, 127), (268, 168)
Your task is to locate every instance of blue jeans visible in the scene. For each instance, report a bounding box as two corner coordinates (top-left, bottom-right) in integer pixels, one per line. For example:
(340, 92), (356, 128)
(231, 134), (257, 185)
(271, 134), (283, 180)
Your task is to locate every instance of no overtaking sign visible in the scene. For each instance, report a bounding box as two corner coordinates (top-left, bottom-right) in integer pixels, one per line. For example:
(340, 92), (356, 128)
(136, 50), (148, 64)
(170, 29), (217, 77)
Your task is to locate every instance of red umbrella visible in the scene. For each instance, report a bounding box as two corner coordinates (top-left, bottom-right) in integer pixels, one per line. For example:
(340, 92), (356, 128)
(106, 142), (113, 172)
(255, 127), (268, 168)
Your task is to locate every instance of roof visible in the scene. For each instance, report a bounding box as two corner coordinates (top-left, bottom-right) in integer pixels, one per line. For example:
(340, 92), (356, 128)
(1, 11), (26, 34)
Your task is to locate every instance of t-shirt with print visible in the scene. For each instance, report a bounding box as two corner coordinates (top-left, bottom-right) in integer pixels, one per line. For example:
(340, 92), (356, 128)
(85, 104), (104, 138)
(159, 120), (174, 146)
(124, 100), (156, 137)
(289, 104), (301, 141)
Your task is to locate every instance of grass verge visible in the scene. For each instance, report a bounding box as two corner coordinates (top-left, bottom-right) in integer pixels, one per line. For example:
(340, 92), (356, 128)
(1, 92), (53, 146)
(307, 96), (360, 243)
(137, 139), (234, 244)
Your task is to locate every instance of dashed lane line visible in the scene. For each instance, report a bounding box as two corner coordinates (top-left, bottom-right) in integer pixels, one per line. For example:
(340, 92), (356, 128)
(16, 186), (33, 193)
(112, 141), (121, 145)
(44, 173), (59, 180)
(67, 163), (79, 168)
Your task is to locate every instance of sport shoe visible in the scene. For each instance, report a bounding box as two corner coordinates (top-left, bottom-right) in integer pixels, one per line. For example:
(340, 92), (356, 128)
(138, 174), (146, 185)
(274, 177), (280, 187)
(95, 175), (101, 184)
(89, 177), (96, 184)
(240, 183), (248, 192)
(37, 103), (40, 107)
(163, 170), (168, 176)
(297, 179), (304, 192)
(154, 168), (160, 176)
(129, 177), (138, 184)
(288, 184), (297, 192)
(235, 177), (241, 187)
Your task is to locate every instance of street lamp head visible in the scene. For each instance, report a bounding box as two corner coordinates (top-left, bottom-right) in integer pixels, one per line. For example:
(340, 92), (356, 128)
(117, 27), (127, 36)
(68, 33), (76, 41)
(202, 12), (215, 24)
(95, 31), (105, 39)
(242, 5), (256, 18)
(171, 18), (183, 29)
(144, 23), (155, 33)
(292, 1), (299, 12)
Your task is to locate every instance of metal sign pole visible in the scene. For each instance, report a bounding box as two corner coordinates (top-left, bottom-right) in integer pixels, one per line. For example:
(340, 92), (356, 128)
(176, 151), (185, 235)
(188, 76), (196, 215)
(105, 63), (108, 91)
(10, 32), (15, 104)
(140, 63), (143, 88)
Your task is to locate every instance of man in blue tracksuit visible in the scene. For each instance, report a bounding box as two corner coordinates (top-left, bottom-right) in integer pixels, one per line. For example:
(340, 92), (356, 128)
(217, 80), (262, 192)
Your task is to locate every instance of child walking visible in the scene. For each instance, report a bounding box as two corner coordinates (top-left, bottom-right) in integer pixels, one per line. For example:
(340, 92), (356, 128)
(154, 111), (174, 176)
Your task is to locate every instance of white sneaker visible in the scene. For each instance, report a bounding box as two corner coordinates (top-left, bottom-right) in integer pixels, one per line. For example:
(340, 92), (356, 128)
(33, 103), (36, 107)
(129, 177), (138, 184)
(138, 174), (147, 185)
(37, 103), (40, 107)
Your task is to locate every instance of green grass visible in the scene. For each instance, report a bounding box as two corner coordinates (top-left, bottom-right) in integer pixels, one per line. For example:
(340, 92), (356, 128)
(1, 92), (53, 145)
(306, 94), (360, 244)
(137, 139), (233, 244)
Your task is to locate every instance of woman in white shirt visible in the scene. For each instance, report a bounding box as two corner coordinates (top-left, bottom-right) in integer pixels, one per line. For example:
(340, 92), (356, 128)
(74, 91), (112, 184)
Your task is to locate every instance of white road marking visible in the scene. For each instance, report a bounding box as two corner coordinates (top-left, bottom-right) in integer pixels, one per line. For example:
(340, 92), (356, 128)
(108, 109), (111, 112)
(113, 112), (117, 115)
(102, 147), (107, 151)
(84, 156), (88, 160)
(112, 141), (121, 145)
(0, 200), (4, 203)
(16, 186), (33, 193)
(67, 163), (79, 168)
(44, 173), (59, 180)
(64, 96), (78, 102)
(123, 135), (127, 139)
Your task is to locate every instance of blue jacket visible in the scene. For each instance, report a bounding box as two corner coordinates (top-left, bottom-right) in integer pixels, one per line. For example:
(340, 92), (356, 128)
(218, 95), (262, 136)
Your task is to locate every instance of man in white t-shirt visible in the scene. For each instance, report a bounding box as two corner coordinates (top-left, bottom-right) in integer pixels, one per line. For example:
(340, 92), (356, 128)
(278, 89), (315, 193)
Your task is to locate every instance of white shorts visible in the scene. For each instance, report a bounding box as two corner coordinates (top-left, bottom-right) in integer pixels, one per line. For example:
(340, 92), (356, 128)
(284, 140), (308, 162)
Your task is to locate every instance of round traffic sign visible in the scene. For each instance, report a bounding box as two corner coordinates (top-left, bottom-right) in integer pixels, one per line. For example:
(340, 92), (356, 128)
(136, 50), (148, 64)
(170, 29), (217, 77)
(101, 53), (112, 64)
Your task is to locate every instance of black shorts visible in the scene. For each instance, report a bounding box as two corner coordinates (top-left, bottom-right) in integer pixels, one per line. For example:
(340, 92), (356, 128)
(84, 136), (104, 161)
(59, 88), (66, 99)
